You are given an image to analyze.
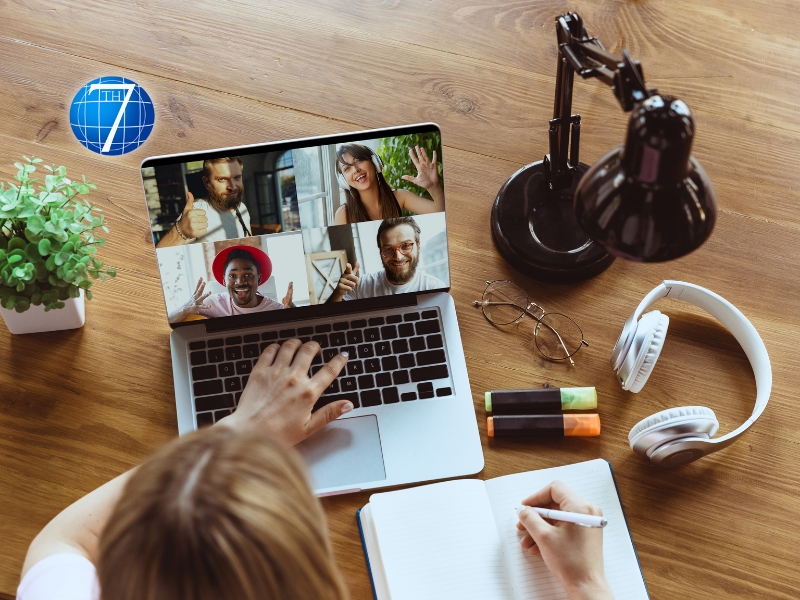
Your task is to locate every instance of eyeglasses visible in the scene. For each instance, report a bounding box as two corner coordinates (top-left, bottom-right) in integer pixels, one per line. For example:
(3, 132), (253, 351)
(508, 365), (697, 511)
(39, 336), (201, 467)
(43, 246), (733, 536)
(380, 241), (416, 258)
(473, 280), (588, 365)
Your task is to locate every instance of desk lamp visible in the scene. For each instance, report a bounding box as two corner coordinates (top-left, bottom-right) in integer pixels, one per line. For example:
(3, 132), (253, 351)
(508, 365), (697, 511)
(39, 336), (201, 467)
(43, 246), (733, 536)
(492, 12), (716, 282)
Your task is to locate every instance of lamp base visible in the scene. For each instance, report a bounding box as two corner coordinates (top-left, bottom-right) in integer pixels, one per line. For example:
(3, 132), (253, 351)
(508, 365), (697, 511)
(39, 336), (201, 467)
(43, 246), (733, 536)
(491, 161), (615, 283)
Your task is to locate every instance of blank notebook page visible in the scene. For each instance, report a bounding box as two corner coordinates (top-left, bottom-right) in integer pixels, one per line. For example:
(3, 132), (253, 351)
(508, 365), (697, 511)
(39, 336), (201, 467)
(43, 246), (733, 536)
(485, 459), (649, 600)
(369, 479), (515, 600)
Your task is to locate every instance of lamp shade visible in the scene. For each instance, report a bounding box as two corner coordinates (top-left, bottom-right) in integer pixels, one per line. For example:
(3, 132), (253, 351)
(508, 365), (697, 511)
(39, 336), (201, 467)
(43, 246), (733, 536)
(574, 95), (716, 262)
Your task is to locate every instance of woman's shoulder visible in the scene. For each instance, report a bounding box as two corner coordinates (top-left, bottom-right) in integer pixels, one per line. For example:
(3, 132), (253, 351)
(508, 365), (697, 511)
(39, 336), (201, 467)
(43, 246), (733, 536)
(333, 204), (348, 225)
(392, 187), (416, 206)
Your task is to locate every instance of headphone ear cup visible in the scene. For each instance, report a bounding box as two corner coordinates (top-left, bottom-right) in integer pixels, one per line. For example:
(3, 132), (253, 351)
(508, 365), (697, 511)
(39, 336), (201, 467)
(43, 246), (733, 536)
(629, 406), (720, 458)
(336, 171), (349, 190)
(372, 153), (383, 174)
(624, 311), (669, 393)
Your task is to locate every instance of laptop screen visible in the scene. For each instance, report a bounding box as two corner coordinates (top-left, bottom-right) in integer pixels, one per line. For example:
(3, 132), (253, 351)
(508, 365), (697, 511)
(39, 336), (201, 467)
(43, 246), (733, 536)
(140, 124), (449, 325)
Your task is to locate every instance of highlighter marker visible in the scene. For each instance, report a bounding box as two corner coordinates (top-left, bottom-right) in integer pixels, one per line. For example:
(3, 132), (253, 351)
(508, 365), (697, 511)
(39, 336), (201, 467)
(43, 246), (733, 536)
(486, 414), (601, 438)
(484, 387), (597, 415)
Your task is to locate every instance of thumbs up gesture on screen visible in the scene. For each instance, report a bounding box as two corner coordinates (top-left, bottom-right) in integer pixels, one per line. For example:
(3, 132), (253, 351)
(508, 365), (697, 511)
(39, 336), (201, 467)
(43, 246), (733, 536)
(327, 262), (360, 303)
(178, 191), (208, 240)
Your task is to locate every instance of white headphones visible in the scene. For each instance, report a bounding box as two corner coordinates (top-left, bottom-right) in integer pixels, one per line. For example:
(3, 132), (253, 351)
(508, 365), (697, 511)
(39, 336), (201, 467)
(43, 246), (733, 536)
(611, 281), (771, 468)
(335, 149), (384, 190)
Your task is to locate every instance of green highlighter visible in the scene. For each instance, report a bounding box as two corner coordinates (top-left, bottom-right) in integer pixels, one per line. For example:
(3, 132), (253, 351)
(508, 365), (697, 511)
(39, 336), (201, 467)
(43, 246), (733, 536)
(485, 387), (597, 415)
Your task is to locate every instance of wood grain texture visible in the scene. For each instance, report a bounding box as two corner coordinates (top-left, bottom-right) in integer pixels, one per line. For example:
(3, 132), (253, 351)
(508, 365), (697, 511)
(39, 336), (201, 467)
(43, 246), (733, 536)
(1, 1), (799, 598)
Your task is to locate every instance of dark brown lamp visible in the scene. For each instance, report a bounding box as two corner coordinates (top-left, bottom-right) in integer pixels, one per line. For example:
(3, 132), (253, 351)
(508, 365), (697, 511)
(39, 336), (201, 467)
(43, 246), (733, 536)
(491, 12), (716, 282)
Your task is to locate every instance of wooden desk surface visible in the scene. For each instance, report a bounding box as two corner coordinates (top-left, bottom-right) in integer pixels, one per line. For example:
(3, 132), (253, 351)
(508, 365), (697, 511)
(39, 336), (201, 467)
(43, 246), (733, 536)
(1, 1), (798, 598)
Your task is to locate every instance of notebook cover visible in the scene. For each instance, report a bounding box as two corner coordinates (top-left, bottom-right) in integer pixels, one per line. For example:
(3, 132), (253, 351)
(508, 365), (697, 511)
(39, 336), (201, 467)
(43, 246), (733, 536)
(356, 507), (379, 600)
(604, 460), (651, 599)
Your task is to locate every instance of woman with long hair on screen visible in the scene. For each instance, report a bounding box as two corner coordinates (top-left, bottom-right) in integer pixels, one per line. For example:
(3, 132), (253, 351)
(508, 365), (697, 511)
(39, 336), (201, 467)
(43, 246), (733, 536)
(333, 143), (445, 225)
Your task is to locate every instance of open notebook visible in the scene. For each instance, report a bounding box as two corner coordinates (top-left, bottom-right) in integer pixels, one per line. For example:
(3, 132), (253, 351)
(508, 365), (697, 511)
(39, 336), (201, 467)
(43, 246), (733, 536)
(357, 459), (648, 600)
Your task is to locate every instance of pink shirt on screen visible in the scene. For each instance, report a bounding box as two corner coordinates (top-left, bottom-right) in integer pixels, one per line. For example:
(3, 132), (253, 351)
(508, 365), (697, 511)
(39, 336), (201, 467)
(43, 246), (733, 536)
(198, 293), (284, 318)
(17, 553), (99, 600)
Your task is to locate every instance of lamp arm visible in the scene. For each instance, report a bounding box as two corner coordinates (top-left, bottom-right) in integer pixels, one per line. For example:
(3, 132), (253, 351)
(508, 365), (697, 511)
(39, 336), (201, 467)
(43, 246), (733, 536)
(545, 12), (657, 189)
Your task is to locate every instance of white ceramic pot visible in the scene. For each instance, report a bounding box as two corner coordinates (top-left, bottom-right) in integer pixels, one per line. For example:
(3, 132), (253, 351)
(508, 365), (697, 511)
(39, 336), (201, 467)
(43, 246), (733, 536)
(0, 290), (85, 335)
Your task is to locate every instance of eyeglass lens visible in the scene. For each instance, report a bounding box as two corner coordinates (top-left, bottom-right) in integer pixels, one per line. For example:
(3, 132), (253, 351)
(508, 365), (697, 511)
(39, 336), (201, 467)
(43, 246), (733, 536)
(380, 242), (415, 258)
(535, 313), (585, 360)
(481, 280), (529, 325)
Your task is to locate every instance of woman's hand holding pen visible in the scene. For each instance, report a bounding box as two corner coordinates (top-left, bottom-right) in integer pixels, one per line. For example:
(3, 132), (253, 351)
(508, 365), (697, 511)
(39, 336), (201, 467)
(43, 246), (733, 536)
(516, 481), (614, 600)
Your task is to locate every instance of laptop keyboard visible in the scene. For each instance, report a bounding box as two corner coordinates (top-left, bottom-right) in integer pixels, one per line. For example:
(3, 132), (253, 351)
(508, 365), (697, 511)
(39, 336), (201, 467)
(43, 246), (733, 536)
(186, 308), (453, 428)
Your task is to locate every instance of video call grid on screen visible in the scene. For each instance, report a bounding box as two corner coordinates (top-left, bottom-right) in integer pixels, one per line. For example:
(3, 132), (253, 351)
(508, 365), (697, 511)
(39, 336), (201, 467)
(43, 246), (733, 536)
(139, 125), (450, 324)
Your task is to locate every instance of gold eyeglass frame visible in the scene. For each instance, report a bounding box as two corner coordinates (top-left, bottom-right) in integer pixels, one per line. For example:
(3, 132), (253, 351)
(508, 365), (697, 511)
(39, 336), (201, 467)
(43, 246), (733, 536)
(473, 279), (588, 366)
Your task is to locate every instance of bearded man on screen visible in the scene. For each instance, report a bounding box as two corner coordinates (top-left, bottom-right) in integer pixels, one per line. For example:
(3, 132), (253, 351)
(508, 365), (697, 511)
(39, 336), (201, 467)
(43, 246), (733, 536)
(327, 217), (446, 302)
(156, 157), (252, 248)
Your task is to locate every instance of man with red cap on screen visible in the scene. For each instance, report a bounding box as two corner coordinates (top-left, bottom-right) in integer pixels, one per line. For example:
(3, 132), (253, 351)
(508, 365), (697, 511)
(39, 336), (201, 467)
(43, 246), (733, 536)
(168, 245), (293, 323)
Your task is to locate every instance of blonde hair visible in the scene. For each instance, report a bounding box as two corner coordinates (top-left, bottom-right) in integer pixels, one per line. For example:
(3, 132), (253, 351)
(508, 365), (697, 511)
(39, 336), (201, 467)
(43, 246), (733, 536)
(97, 426), (348, 600)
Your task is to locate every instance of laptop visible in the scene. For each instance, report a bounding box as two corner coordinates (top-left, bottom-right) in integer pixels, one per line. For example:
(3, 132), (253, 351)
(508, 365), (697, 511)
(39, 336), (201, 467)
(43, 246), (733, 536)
(139, 123), (483, 495)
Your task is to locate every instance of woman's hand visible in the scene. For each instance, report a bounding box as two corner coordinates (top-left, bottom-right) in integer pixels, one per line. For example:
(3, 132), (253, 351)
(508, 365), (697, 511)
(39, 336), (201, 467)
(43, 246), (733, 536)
(221, 339), (353, 446)
(168, 277), (212, 322)
(395, 145), (445, 214)
(402, 145), (439, 190)
(516, 481), (614, 600)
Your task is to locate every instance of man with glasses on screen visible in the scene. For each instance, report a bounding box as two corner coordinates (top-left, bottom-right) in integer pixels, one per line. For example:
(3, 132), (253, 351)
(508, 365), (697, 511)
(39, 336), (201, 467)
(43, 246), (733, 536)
(327, 217), (446, 302)
(156, 157), (252, 248)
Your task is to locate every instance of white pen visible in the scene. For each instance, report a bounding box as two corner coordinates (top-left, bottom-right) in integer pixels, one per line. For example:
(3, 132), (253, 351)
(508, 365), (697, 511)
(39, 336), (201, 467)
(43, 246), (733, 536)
(515, 505), (607, 528)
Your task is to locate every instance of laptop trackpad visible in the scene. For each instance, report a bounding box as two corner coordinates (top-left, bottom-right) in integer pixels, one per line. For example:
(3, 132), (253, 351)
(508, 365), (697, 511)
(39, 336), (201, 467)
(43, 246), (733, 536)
(296, 415), (386, 491)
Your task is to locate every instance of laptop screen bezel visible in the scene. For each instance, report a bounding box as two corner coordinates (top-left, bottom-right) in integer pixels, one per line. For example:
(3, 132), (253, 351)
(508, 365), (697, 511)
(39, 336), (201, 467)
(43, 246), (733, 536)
(139, 122), (450, 331)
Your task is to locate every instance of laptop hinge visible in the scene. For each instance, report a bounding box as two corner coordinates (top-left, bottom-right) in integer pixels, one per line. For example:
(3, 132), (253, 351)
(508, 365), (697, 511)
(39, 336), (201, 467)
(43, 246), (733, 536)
(203, 293), (420, 334)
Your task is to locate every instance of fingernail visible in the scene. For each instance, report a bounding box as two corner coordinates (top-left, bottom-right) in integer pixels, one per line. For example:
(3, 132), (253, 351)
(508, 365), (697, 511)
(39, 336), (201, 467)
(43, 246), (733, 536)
(341, 402), (354, 414)
(341, 351), (349, 358)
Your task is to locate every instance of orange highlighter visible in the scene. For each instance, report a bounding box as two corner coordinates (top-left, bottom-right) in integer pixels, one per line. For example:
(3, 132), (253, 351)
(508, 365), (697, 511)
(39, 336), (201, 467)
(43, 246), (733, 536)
(487, 414), (601, 438)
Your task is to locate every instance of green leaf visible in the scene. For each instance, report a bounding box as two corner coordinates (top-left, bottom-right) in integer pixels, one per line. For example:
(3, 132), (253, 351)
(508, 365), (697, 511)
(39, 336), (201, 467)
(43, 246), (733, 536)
(38, 238), (51, 256)
(107, 269), (116, 277)
(27, 214), (45, 233)
(85, 290), (92, 301)
(8, 237), (25, 251)
(24, 243), (40, 262)
(24, 229), (42, 243)
(7, 254), (23, 265)
(34, 259), (47, 279)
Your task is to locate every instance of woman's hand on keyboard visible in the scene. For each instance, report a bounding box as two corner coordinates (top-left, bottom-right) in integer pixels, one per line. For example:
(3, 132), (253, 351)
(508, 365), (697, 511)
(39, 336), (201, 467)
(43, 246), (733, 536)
(220, 339), (353, 445)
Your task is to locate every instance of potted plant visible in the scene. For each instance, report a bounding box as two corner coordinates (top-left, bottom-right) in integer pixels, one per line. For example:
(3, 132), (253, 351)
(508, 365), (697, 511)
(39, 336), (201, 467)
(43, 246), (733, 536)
(0, 156), (115, 334)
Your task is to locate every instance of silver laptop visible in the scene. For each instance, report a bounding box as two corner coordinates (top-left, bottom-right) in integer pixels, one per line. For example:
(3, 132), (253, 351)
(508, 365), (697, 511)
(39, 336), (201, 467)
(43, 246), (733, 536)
(139, 123), (483, 495)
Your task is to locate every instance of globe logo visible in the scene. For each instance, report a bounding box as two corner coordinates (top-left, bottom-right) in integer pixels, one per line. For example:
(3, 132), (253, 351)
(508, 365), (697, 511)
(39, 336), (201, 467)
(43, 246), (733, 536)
(70, 76), (155, 156)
